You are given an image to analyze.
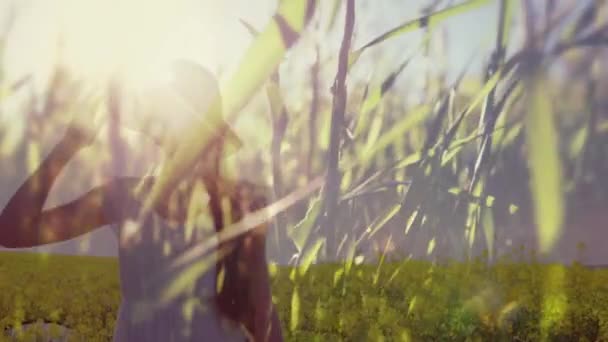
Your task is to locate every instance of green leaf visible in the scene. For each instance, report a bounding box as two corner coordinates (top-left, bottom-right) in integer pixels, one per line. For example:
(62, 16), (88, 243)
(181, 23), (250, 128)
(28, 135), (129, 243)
(240, 17), (285, 127)
(442, 128), (485, 166)
(395, 152), (423, 170)
(160, 253), (217, 306)
(358, 88), (382, 131)
(290, 286), (301, 332)
(319, 109), (332, 151)
(350, 0), (492, 65)
(354, 36), (428, 135)
(404, 210), (420, 235)
(569, 126), (587, 159)
(359, 105), (431, 168)
(289, 195), (322, 252)
(298, 238), (325, 276)
(440, 70), (503, 150)
(407, 296), (418, 315)
(461, 71), (502, 121)
(367, 204), (401, 238)
(467, 205), (478, 250)
(525, 73), (564, 254)
(501, 122), (523, 147)
(333, 268), (345, 287)
(426, 238), (436, 255)
(361, 114), (385, 156)
(481, 207), (495, 261)
(239, 18), (260, 37)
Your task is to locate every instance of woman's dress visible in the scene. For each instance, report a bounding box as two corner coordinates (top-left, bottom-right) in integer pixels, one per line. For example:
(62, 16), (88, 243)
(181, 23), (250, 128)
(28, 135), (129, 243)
(103, 180), (247, 342)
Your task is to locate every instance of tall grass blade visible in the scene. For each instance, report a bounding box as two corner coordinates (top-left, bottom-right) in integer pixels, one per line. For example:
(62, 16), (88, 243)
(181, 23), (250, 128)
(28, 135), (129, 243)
(349, 0), (492, 66)
(290, 286), (301, 332)
(358, 105), (430, 168)
(289, 195), (323, 253)
(298, 238), (325, 276)
(367, 204), (401, 238)
(525, 72), (564, 254)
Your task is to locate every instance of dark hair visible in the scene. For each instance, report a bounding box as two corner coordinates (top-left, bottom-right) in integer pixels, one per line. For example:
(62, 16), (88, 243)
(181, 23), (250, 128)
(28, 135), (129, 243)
(168, 60), (261, 331)
(201, 132), (268, 333)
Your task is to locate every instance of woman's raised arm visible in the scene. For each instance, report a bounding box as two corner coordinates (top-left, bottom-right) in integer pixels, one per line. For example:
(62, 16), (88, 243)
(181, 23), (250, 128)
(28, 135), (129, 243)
(0, 125), (128, 248)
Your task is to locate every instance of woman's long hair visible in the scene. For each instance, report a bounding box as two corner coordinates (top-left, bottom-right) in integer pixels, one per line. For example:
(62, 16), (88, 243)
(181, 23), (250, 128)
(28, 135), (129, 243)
(152, 59), (263, 332)
(201, 134), (267, 333)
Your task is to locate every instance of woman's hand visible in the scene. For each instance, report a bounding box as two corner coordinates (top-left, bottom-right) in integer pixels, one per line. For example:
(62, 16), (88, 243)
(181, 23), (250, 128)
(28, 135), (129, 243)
(61, 88), (105, 148)
(62, 103), (102, 147)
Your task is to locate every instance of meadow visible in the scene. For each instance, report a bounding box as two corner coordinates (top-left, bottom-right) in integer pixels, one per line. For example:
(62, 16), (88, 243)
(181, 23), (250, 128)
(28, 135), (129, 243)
(1, 251), (608, 341)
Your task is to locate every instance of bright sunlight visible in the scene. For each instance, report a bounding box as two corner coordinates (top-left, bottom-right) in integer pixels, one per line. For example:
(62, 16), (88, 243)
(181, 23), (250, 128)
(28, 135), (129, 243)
(4, 0), (276, 89)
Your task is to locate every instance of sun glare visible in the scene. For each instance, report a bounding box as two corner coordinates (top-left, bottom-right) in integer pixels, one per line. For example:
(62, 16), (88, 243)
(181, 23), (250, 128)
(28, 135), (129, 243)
(56, 0), (219, 88)
(3, 0), (279, 158)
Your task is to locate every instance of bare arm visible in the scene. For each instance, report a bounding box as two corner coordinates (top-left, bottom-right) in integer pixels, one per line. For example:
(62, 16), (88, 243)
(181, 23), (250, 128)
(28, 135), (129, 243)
(0, 128), (133, 248)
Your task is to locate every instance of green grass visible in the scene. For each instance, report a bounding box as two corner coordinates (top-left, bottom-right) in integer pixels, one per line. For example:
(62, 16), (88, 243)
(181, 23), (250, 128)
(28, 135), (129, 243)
(0, 252), (119, 342)
(1, 251), (608, 341)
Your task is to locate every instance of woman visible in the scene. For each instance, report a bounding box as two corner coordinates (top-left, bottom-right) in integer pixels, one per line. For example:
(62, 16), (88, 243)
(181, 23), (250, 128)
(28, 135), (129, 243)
(0, 60), (283, 341)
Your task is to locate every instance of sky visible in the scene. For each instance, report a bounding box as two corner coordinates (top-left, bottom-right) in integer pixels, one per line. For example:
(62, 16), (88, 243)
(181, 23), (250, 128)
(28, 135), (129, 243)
(0, 0), (509, 260)
(0, 0), (501, 90)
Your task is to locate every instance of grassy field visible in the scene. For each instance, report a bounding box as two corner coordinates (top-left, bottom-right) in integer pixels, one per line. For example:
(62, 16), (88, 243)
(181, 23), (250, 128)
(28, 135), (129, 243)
(0, 252), (120, 341)
(1, 251), (608, 341)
